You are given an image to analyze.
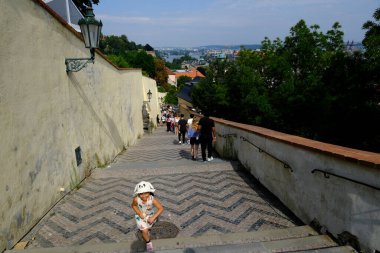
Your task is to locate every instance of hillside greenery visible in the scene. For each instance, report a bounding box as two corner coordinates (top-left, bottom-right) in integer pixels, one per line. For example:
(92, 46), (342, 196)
(98, 35), (169, 88)
(192, 15), (380, 152)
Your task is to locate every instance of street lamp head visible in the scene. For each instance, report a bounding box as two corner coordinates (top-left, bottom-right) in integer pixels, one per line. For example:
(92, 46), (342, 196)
(78, 8), (103, 49)
(147, 89), (152, 102)
(65, 7), (102, 73)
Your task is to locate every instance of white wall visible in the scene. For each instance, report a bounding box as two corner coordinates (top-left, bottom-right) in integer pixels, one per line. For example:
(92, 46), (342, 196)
(0, 0), (154, 250)
(142, 76), (160, 128)
(214, 118), (380, 252)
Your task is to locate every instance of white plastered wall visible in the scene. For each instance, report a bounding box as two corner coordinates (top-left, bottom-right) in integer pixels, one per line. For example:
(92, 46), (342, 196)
(0, 0), (151, 250)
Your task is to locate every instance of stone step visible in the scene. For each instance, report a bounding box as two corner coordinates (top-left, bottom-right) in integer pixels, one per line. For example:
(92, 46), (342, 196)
(155, 244), (354, 253)
(6, 226), (353, 253)
(107, 158), (227, 170)
(92, 159), (237, 179)
(294, 246), (356, 253)
(153, 225), (320, 251)
(155, 243), (355, 253)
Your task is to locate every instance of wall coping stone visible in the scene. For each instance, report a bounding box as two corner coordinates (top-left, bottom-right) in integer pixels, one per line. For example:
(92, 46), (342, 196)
(213, 117), (380, 169)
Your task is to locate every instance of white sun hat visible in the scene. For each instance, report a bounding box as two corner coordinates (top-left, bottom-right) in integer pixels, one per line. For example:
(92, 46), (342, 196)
(134, 181), (156, 196)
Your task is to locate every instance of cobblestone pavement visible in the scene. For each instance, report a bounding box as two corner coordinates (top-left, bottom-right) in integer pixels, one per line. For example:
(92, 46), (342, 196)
(24, 126), (300, 249)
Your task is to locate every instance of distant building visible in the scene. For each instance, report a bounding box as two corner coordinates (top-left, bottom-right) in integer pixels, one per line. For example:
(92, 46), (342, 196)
(165, 67), (176, 86)
(217, 53), (226, 59)
(345, 41), (364, 53)
(174, 67), (205, 79)
(144, 44), (156, 57)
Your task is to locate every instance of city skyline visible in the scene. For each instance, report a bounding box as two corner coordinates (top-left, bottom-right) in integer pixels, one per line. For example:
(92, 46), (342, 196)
(93, 0), (379, 48)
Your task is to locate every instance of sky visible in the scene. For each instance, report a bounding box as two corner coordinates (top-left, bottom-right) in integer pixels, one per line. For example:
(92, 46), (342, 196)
(92, 0), (379, 48)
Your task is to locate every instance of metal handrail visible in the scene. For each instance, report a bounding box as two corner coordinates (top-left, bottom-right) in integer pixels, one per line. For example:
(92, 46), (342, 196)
(239, 136), (293, 172)
(217, 133), (237, 138)
(311, 169), (380, 191)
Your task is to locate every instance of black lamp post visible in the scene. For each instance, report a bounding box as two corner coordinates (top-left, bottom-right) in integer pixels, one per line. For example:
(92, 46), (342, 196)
(65, 8), (103, 72)
(147, 89), (152, 102)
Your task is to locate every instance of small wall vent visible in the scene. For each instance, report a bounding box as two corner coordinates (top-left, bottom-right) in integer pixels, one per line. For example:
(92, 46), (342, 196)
(75, 146), (82, 166)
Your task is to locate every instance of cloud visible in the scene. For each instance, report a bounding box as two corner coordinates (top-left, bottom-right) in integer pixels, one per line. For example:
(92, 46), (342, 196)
(98, 14), (199, 26)
(98, 14), (152, 24)
(211, 0), (338, 10)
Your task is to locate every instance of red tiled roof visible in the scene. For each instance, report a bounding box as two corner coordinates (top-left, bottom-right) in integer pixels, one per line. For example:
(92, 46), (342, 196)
(175, 68), (205, 79)
(165, 67), (175, 75)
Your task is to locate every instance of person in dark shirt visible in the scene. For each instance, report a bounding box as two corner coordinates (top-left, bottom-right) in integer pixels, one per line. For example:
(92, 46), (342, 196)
(197, 112), (216, 161)
(166, 114), (171, 132)
(177, 114), (187, 144)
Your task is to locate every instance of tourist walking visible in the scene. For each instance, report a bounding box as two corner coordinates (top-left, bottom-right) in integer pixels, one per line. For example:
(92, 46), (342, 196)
(166, 114), (171, 132)
(197, 112), (216, 161)
(169, 114), (175, 132)
(187, 114), (194, 144)
(188, 117), (200, 160)
(177, 114), (187, 144)
(187, 114), (194, 126)
(131, 181), (164, 252)
(174, 113), (180, 136)
(161, 114), (166, 126)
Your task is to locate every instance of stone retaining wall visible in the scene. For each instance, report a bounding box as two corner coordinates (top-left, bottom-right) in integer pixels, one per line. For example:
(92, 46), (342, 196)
(0, 0), (156, 250)
(213, 118), (380, 252)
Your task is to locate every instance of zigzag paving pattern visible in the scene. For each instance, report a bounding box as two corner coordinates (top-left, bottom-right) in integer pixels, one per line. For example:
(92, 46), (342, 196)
(23, 126), (301, 249)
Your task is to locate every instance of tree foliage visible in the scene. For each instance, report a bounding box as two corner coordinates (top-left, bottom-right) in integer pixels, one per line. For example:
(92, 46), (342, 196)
(154, 58), (168, 86)
(107, 55), (130, 68)
(99, 34), (168, 83)
(165, 86), (178, 105)
(124, 51), (155, 77)
(72, 0), (99, 14)
(191, 18), (380, 152)
(100, 35), (143, 55)
(196, 66), (207, 76)
(176, 76), (192, 91)
(362, 8), (380, 78)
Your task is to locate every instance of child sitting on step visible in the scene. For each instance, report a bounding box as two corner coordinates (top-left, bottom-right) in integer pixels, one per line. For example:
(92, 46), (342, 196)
(131, 181), (164, 252)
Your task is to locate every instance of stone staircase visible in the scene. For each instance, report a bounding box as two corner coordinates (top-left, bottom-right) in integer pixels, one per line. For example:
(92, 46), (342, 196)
(6, 128), (356, 253)
(7, 225), (354, 252)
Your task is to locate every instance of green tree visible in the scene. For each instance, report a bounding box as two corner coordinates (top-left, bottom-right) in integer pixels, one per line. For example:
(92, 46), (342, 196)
(165, 86), (178, 105)
(196, 66), (208, 76)
(124, 51), (155, 77)
(191, 60), (233, 117)
(362, 8), (380, 76)
(326, 22), (345, 52)
(72, 0), (99, 14)
(161, 83), (172, 92)
(193, 19), (378, 151)
(99, 35), (143, 55)
(321, 51), (379, 151)
(107, 55), (130, 68)
(154, 58), (168, 86)
(176, 76), (192, 91)
(270, 20), (346, 137)
(98, 34), (150, 71)
(235, 49), (275, 125)
(157, 86), (166, 92)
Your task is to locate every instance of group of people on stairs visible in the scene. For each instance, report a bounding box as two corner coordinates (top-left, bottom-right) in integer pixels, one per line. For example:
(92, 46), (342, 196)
(171, 112), (216, 162)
